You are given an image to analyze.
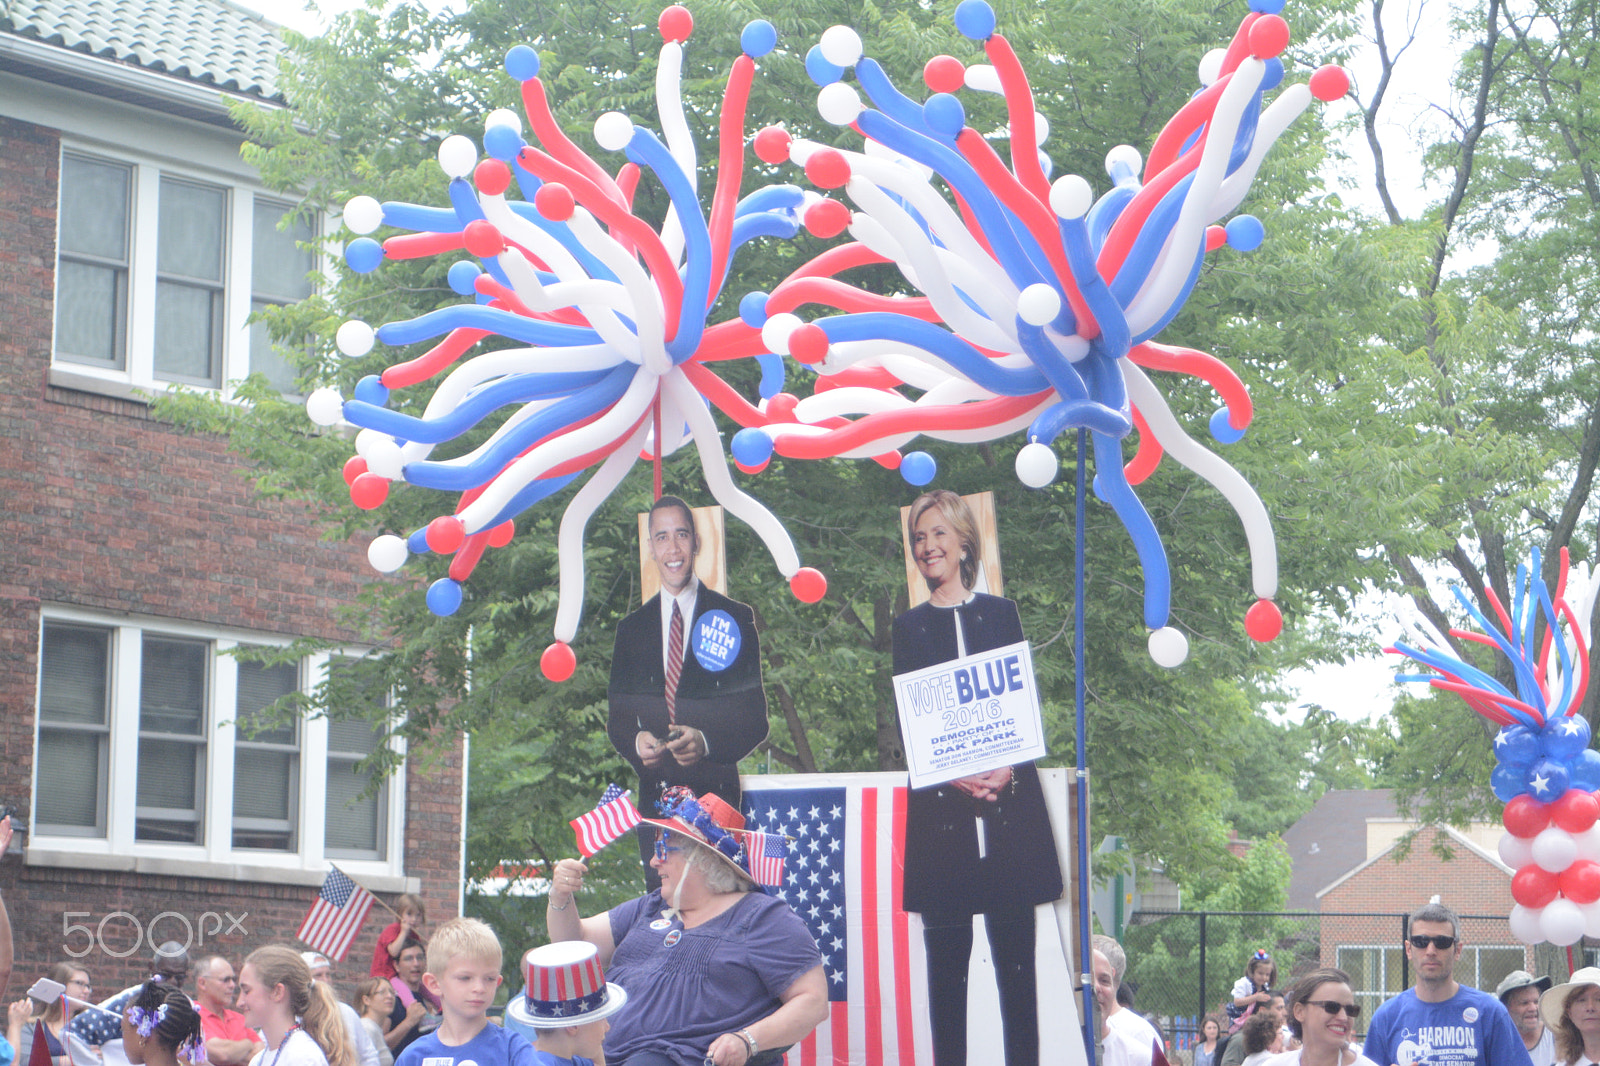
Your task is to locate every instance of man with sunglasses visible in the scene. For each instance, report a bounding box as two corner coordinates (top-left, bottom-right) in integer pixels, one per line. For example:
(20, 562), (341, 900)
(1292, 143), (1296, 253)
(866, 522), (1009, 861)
(1362, 901), (1533, 1066)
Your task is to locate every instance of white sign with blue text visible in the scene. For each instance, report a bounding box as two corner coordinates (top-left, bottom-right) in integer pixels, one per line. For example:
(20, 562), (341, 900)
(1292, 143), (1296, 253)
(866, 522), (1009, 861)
(892, 640), (1046, 788)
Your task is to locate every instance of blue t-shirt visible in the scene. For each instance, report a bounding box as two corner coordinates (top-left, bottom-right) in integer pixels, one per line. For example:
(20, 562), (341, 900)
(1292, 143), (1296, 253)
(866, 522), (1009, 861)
(603, 890), (822, 1066)
(394, 1023), (535, 1066)
(529, 1054), (593, 1066)
(1362, 985), (1534, 1066)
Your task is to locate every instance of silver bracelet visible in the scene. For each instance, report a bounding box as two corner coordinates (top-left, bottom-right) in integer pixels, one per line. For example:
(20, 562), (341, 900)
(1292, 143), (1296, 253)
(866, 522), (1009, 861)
(548, 897), (570, 911)
(736, 1029), (758, 1058)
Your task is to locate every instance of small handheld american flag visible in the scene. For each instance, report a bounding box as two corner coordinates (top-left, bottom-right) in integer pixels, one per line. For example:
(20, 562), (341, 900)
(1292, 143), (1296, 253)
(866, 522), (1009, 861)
(570, 784), (642, 857)
(746, 830), (788, 887)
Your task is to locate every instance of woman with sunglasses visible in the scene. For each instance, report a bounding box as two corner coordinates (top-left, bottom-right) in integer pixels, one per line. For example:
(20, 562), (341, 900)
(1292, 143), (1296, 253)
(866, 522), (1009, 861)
(547, 789), (827, 1066)
(1261, 968), (1375, 1066)
(1540, 966), (1600, 1066)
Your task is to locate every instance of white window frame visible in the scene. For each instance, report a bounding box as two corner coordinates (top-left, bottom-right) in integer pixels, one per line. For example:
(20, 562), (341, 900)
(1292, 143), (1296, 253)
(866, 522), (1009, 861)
(51, 140), (325, 401)
(31, 608), (408, 885)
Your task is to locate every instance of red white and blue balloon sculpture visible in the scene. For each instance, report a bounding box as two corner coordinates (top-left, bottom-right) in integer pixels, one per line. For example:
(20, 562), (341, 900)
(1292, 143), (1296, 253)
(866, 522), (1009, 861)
(1389, 548), (1600, 946)
(306, 0), (1348, 676)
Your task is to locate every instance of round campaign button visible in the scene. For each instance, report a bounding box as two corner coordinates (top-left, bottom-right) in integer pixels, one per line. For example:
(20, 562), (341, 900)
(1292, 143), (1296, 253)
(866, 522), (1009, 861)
(692, 609), (742, 672)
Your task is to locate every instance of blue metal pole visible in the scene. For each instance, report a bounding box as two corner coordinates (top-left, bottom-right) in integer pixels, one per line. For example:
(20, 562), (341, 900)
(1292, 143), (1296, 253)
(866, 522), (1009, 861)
(1076, 427), (1096, 1062)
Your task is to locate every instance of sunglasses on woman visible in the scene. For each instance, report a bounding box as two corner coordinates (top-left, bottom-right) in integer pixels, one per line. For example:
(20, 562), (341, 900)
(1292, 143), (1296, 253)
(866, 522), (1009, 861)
(1306, 1000), (1362, 1018)
(653, 833), (687, 861)
(1407, 934), (1456, 950)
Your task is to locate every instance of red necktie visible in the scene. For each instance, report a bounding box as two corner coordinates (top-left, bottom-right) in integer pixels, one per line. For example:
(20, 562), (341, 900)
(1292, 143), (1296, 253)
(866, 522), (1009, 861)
(665, 601), (684, 724)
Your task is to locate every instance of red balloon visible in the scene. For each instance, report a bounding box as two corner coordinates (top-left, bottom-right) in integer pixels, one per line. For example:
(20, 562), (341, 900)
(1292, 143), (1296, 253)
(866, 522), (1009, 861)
(1309, 65), (1351, 102)
(1513, 863), (1561, 908)
(790, 567), (827, 604)
(535, 183), (575, 222)
(1205, 225), (1227, 252)
(426, 515), (466, 554)
(805, 199), (851, 239)
(1247, 14), (1290, 59)
(657, 4), (692, 42)
(753, 126), (792, 166)
(789, 324), (830, 364)
(487, 520), (515, 548)
(462, 219), (505, 257)
(766, 393), (800, 422)
(540, 641), (576, 683)
(733, 458), (769, 475)
(349, 472), (389, 510)
(1244, 599), (1282, 642)
(1554, 790), (1600, 833)
(1562, 859), (1600, 904)
(805, 149), (851, 190)
(474, 160), (511, 196)
(1505, 794), (1554, 838)
(923, 55), (965, 94)
(342, 455), (369, 486)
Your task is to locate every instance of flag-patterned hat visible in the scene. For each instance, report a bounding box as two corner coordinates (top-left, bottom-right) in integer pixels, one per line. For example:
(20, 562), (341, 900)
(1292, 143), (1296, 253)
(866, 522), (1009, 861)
(639, 788), (759, 887)
(506, 942), (628, 1030)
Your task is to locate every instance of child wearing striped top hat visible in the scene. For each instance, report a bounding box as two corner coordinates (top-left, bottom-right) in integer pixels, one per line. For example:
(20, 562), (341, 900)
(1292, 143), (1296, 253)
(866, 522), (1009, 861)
(505, 943), (628, 1066)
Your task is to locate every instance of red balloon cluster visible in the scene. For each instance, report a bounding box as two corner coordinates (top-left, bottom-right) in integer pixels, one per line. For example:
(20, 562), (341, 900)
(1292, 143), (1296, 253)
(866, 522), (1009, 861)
(1503, 789), (1600, 944)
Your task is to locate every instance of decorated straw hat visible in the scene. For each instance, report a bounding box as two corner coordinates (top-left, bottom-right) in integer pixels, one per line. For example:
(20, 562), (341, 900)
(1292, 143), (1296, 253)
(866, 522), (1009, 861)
(505, 941), (629, 1031)
(1541, 966), (1600, 1031)
(638, 787), (757, 886)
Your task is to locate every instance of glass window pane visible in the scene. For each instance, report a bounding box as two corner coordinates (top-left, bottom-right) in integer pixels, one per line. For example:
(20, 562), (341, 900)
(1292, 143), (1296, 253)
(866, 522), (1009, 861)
(234, 750), (293, 819)
(325, 760), (382, 855)
(252, 202), (314, 301)
(249, 301), (299, 395)
(60, 156), (129, 261)
(141, 637), (206, 735)
(36, 731), (103, 828)
(56, 261), (127, 365)
(154, 281), (220, 383)
(41, 624), (109, 725)
(136, 738), (202, 809)
(158, 179), (225, 282)
(329, 717), (381, 755)
(237, 659), (298, 743)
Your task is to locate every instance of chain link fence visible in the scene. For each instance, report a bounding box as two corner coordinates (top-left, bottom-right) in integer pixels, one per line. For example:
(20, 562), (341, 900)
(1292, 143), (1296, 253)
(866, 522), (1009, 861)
(1117, 910), (1580, 1063)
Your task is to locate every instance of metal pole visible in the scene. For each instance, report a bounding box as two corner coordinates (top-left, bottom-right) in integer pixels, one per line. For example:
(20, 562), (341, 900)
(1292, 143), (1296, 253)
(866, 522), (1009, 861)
(1076, 427), (1096, 1063)
(1199, 911), (1208, 1022)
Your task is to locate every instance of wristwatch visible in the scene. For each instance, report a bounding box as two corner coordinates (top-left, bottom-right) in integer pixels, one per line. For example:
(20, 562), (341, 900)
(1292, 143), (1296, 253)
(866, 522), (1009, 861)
(736, 1029), (758, 1058)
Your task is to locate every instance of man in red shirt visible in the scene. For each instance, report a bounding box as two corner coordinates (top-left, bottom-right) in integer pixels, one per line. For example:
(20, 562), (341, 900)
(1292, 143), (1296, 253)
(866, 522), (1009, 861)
(194, 956), (261, 1066)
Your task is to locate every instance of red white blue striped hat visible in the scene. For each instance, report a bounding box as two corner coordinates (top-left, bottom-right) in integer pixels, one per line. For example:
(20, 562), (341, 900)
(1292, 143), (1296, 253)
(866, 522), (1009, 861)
(506, 941), (628, 1029)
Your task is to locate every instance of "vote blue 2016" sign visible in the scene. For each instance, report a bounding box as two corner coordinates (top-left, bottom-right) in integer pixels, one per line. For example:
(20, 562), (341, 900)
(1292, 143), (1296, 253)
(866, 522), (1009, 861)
(892, 640), (1047, 788)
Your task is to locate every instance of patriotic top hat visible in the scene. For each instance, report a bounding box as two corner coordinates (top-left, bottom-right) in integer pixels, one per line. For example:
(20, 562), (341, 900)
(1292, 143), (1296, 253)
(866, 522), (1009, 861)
(506, 941), (629, 1030)
(638, 788), (756, 886)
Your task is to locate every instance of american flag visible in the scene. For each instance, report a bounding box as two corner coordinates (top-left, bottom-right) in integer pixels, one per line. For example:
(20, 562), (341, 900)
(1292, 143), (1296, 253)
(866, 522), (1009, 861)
(745, 829), (787, 887)
(570, 784), (641, 857)
(296, 865), (377, 962)
(742, 778), (927, 1066)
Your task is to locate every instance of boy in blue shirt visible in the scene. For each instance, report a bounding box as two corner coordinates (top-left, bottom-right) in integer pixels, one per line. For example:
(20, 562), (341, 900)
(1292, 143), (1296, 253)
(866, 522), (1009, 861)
(395, 918), (534, 1066)
(504, 943), (629, 1066)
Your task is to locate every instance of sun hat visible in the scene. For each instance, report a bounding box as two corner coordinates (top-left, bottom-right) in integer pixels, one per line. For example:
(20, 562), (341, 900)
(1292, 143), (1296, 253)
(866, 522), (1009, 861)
(1541, 966), (1600, 1031)
(638, 787), (758, 886)
(1496, 969), (1551, 1002)
(504, 941), (629, 1032)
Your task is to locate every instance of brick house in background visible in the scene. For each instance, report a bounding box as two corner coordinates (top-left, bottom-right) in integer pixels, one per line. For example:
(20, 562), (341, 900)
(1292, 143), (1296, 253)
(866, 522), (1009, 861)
(0, 0), (464, 990)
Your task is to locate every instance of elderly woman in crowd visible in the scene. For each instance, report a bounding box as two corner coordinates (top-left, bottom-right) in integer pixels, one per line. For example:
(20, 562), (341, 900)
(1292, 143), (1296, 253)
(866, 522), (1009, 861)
(548, 788), (827, 1066)
(1542, 966), (1600, 1066)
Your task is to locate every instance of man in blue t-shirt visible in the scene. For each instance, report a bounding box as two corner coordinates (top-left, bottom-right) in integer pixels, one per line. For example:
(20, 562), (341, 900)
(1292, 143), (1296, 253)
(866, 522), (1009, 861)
(1362, 901), (1534, 1066)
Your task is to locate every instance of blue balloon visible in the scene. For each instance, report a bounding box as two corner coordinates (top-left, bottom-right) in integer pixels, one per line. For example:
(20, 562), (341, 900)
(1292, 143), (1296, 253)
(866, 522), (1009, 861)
(344, 238), (384, 274)
(1091, 431), (1172, 629)
(954, 0), (996, 40)
(1495, 724), (1542, 767)
(741, 20), (777, 57)
(407, 527), (431, 554)
(1491, 763), (1527, 802)
(740, 291), (770, 327)
(504, 45), (540, 81)
(806, 45), (844, 87)
(448, 261), (482, 296)
(1528, 757), (1571, 801)
(427, 578), (463, 616)
(756, 352), (786, 399)
(922, 93), (966, 138)
(353, 375), (389, 406)
(1210, 408), (1246, 444)
(1249, 0), (1286, 11)
(1543, 714), (1592, 760)
(732, 428), (775, 466)
(1262, 57), (1285, 91)
(1226, 214), (1266, 251)
(901, 451), (938, 486)
(382, 202), (458, 232)
(483, 123), (524, 162)
(1572, 749), (1600, 791)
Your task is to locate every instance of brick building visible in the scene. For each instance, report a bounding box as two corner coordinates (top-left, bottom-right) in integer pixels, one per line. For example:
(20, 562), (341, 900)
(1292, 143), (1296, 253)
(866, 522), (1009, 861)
(0, 0), (464, 990)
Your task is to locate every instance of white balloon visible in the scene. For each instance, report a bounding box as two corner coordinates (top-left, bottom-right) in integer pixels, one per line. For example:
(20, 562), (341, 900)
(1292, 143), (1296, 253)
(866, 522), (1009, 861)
(353, 428), (386, 459)
(817, 82), (863, 127)
(1533, 826), (1579, 873)
(364, 437), (405, 480)
(342, 195), (383, 236)
(1583, 900), (1600, 938)
(1015, 442), (1058, 488)
(818, 25), (863, 67)
(1543, 897), (1586, 946)
(485, 107), (523, 133)
(1148, 626), (1189, 668)
(336, 320), (376, 358)
(1509, 903), (1545, 945)
(1576, 824), (1600, 862)
(305, 387), (344, 427)
(1016, 283), (1062, 327)
(1049, 175), (1094, 220)
(1498, 831), (1535, 870)
(367, 534), (409, 574)
(1198, 48), (1226, 86)
(964, 64), (1002, 94)
(437, 134), (477, 178)
(1033, 111), (1050, 147)
(593, 112), (634, 153)
(1105, 144), (1143, 183)
(761, 312), (802, 355)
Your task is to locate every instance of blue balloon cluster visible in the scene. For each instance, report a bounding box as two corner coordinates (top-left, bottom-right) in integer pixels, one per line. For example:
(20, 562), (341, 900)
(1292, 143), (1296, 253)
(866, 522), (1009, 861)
(1492, 715), (1600, 802)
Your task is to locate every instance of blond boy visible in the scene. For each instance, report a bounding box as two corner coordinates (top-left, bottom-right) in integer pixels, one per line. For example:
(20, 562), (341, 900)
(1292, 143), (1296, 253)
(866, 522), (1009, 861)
(394, 918), (533, 1066)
